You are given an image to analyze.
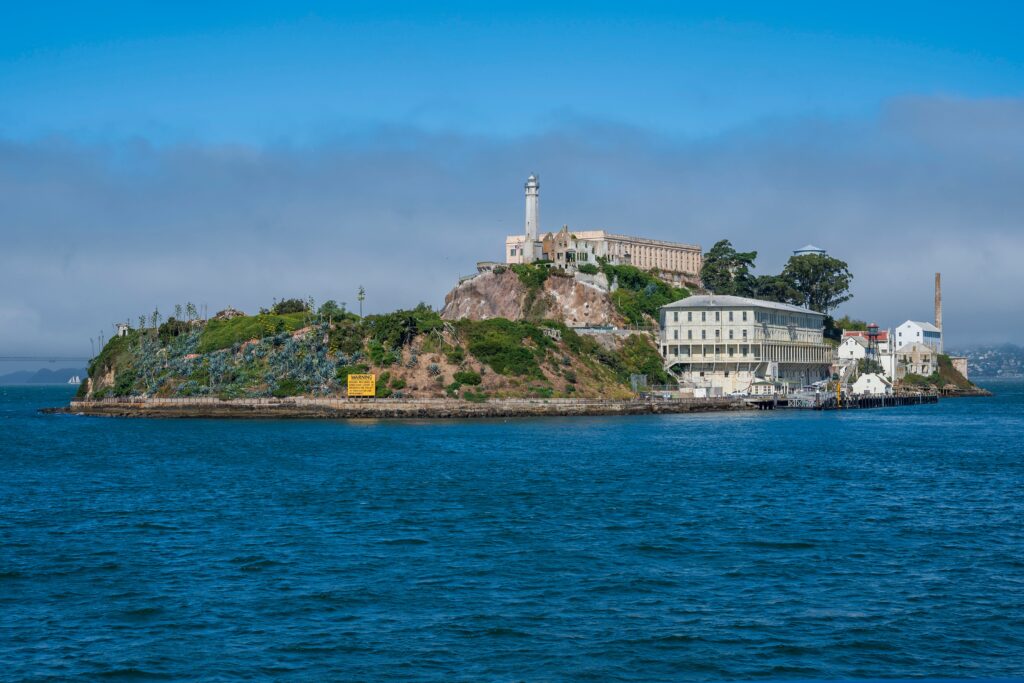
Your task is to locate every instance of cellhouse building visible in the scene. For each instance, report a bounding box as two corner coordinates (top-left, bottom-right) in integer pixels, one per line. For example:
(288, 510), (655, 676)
(659, 295), (833, 395)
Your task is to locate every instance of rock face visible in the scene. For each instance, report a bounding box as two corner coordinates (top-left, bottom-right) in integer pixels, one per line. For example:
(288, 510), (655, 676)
(441, 269), (626, 326)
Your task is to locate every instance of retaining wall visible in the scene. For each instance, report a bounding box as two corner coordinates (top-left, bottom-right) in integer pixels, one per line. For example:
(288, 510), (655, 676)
(63, 396), (750, 419)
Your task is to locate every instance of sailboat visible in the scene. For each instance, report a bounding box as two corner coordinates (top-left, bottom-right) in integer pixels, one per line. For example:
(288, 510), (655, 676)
(67, 375), (81, 385)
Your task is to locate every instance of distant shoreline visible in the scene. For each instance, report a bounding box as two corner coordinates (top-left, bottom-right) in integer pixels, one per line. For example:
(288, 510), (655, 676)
(51, 396), (751, 420)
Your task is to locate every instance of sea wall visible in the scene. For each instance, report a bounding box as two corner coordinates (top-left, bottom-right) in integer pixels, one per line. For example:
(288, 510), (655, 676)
(63, 396), (750, 419)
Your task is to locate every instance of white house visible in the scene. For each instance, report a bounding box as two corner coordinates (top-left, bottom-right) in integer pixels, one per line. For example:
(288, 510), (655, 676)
(852, 373), (892, 396)
(895, 320), (942, 353)
(838, 335), (867, 361)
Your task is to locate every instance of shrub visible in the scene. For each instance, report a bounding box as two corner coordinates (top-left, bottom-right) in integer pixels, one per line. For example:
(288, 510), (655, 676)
(463, 390), (488, 403)
(113, 368), (138, 396)
(427, 363), (441, 376)
(272, 378), (306, 397)
(577, 263), (599, 275)
(336, 363), (370, 380)
(510, 263), (549, 289)
(445, 346), (465, 364)
(453, 370), (482, 386)
(272, 298), (309, 314)
(390, 377), (407, 390)
(157, 317), (191, 344)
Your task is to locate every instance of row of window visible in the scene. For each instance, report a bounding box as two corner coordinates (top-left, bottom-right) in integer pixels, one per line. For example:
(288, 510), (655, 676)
(671, 328), (748, 341)
(671, 310), (749, 323)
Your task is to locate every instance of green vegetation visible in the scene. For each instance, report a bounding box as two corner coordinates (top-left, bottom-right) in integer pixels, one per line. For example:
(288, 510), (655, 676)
(453, 370), (482, 385)
(270, 298), (309, 314)
(937, 354), (974, 390)
(82, 293), (674, 402)
(459, 318), (553, 377)
(88, 331), (138, 379)
(197, 312), (307, 353)
(833, 315), (868, 331)
(601, 264), (689, 324)
(782, 254), (853, 313)
(272, 378), (306, 397)
(510, 263), (549, 289)
(700, 239), (758, 295)
(576, 263), (599, 275)
(607, 334), (673, 385)
(701, 239), (854, 314)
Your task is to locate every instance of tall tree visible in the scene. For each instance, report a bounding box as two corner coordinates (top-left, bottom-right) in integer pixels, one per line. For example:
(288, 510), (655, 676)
(780, 254), (853, 313)
(751, 274), (803, 305)
(700, 240), (758, 296)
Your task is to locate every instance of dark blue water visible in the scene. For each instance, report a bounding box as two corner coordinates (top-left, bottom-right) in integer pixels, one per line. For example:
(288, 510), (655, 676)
(2, 384), (1022, 681)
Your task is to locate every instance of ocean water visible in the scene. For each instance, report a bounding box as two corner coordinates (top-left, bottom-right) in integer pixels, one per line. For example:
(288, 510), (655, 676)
(1, 383), (1022, 681)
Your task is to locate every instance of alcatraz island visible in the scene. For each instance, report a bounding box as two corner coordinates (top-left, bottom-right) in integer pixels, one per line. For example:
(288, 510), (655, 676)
(62, 174), (986, 419)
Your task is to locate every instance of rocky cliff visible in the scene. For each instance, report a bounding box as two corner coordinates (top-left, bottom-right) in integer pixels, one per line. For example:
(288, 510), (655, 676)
(441, 269), (626, 326)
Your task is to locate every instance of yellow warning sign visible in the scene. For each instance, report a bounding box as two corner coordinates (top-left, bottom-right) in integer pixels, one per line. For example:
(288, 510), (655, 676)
(347, 373), (376, 397)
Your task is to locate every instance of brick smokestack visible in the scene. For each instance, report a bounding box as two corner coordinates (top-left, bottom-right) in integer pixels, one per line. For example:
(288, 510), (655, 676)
(935, 272), (942, 330)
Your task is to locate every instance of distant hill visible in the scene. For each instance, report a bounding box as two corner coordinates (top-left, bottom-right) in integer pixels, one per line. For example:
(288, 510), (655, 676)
(948, 344), (1024, 378)
(0, 368), (87, 385)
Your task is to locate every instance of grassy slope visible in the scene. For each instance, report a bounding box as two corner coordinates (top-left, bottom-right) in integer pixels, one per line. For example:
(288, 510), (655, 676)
(84, 310), (668, 401)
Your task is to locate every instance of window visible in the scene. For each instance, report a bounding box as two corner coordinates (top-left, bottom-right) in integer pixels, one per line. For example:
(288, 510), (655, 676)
(688, 330), (693, 340)
(687, 312), (692, 322)
(701, 330), (706, 340)
(673, 311), (678, 322)
(742, 311), (747, 322)
(701, 312), (706, 322)
(673, 329), (679, 340)
(729, 311), (734, 322)
(729, 330), (734, 339)
(742, 329), (747, 339)
(715, 312), (720, 322)
(715, 329), (720, 339)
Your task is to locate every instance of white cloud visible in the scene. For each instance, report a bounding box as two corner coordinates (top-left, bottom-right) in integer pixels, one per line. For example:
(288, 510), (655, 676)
(1, 96), (1022, 358)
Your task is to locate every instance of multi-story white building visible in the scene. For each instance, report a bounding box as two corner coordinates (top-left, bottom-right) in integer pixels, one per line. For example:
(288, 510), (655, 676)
(895, 320), (942, 353)
(659, 295), (833, 395)
(505, 175), (702, 282)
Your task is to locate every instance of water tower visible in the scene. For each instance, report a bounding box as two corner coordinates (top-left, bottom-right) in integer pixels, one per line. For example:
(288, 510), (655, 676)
(866, 322), (881, 362)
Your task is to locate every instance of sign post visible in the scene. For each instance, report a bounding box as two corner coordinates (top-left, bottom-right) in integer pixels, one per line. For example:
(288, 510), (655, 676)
(347, 373), (376, 398)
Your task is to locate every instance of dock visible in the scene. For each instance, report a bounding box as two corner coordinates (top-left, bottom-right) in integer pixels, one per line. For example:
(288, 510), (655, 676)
(747, 393), (939, 411)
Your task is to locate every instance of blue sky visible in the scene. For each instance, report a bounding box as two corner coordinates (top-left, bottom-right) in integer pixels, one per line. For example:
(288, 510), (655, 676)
(1, 2), (1023, 368)
(3, 2), (1022, 141)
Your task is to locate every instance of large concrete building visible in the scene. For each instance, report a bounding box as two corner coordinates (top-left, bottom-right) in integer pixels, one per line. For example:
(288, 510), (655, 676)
(505, 174), (702, 283)
(659, 295), (833, 395)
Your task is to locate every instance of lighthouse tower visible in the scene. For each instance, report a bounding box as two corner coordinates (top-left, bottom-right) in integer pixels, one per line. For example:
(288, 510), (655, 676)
(524, 174), (540, 261)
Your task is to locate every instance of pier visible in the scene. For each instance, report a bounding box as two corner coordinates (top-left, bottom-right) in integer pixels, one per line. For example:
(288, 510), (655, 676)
(747, 392), (939, 411)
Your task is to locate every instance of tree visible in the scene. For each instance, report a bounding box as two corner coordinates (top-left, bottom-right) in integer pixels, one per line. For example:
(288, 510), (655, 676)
(271, 298), (308, 314)
(750, 274), (803, 305)
(318, 300), (346, 320)
(357, 286), (366, 317)
(780, 253), (853, 313)
(700, 240), (758, 296)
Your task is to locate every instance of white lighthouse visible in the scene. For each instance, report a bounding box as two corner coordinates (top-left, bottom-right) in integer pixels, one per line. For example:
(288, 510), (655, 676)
(524, 173), (540, 261)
